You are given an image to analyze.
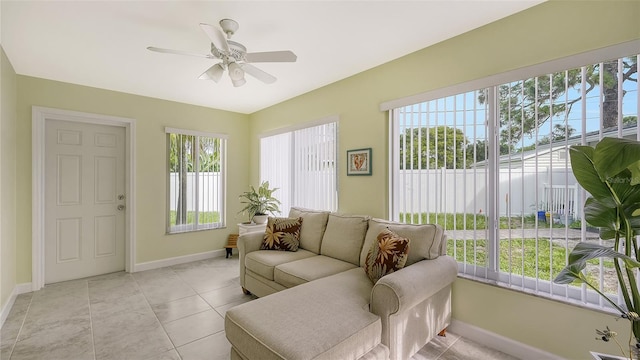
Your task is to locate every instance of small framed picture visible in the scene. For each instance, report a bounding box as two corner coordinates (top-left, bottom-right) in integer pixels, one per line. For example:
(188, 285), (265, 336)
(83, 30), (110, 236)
(347, 148), (372, 176)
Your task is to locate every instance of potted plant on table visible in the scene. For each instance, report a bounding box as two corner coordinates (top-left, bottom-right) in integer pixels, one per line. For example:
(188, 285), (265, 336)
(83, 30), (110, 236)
(554, 137), (640, 360)
(238, 181), (281, 224)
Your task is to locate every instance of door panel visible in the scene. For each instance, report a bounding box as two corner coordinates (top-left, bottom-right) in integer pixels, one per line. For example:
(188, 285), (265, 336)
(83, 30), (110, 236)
(94, 215), (116, 257)
(45, 120), (126, 284)
(56, 218), (81, 262)
(57, 155), (81, 205)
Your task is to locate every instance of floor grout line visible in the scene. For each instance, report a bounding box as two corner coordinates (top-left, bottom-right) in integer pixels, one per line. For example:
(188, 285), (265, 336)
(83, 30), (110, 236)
(5, 294), (33, 360)
(131, 269), (183, 360)
(434, 335), (459, 360)
(86, 280), (97, 360)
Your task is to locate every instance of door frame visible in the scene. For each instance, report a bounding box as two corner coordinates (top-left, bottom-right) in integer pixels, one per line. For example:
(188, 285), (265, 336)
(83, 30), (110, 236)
(32, 106), (136, 291)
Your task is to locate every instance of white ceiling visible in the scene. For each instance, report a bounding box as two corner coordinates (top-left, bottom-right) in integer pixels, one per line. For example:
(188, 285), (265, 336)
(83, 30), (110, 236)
(1, 1), (544, 114)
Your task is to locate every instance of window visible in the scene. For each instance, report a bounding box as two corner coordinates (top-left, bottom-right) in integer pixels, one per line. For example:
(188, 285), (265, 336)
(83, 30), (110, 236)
(166, 127), (226, 233)
(260, 117), (338, 215)
(389, 49), (639, 311)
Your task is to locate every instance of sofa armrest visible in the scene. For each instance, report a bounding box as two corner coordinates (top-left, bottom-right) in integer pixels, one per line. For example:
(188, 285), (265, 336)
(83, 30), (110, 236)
(238, 232), (265, 289)
(370, 256), (457, 317)
(238, 232), (264, 256)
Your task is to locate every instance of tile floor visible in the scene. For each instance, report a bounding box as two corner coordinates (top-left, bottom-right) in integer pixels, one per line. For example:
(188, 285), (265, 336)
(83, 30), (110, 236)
(0, 256), (518, 360)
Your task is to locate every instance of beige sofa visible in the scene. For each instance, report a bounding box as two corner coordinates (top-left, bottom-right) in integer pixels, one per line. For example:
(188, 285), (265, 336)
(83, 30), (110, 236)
(225, 207), (458, 360)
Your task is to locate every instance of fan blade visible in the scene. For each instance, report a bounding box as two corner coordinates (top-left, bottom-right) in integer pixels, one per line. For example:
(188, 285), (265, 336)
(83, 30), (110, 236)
(242, 64), (276, 84)
(199, 63), (225, 83)
(245, 51), (297, 63)
(199, 23), (230, 53)
(147, 46), (213, 59)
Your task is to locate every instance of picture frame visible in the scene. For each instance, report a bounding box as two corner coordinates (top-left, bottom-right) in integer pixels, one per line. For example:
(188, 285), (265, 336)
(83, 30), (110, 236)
(347, 148), (372, 176)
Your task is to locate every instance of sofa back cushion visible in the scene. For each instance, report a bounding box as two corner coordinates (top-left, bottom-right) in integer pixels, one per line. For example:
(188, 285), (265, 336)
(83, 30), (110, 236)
(320, 213), (370, 266)
(360, 218), (444, 267)
(288, 207), (330, 254)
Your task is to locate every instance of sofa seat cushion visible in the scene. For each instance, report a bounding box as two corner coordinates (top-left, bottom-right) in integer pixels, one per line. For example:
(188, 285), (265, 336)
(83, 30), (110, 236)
(274, 255), (357, 288)
(244, 249), (316, 281)
(226, 268), (381, 360)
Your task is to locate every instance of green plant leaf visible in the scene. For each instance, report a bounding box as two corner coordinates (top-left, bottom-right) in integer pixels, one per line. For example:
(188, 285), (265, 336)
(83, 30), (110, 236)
(594, 137), (640, 182)
(583, 197), (618, 230)
(238, 181), (281, 218)
(625, 203), (640, 233)
(630, 160), (640, 186)
(607, 169), (640, 208)
(599, 228), (617, 240)
(553, 262), (587, 284)
(567, 242), (640, 269)
(569, 146), (615, 206)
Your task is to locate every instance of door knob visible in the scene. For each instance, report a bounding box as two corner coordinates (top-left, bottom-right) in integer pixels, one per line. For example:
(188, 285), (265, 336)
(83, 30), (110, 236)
(117, 205), (126, 211)
(118, 194), (126, 200)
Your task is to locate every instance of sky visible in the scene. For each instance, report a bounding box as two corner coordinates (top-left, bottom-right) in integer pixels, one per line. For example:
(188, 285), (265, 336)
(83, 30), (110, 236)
(398, 56), (639, 148)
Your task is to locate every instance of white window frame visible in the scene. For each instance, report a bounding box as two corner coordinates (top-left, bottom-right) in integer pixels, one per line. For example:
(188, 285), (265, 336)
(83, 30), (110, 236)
(385, 40), (640, 312)
(165, 127), (227, 233)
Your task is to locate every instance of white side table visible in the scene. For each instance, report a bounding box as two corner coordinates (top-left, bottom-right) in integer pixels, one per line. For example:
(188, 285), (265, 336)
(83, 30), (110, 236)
(238, 222), (267, 235)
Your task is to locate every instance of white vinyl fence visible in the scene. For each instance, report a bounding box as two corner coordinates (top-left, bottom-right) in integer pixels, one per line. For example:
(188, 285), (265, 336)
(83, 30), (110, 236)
(398, 167), (579, 220)
(169, 172), (221, 212)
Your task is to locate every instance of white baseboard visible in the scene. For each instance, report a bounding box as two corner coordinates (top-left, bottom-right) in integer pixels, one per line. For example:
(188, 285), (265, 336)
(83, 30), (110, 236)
(1, 283), (32, 327)
(133, 249), (226, 272)
(450, 319), (565, 360)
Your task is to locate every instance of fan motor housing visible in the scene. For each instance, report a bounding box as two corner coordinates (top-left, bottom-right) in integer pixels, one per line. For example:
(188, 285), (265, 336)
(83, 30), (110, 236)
(227, 40), (247, 61)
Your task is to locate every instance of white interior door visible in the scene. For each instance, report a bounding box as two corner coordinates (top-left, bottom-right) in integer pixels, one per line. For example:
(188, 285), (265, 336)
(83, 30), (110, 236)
(44, 120), (126, 283)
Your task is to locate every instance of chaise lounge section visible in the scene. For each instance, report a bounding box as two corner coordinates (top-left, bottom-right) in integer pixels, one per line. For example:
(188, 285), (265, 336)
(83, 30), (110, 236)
(225, 207), (458, 360)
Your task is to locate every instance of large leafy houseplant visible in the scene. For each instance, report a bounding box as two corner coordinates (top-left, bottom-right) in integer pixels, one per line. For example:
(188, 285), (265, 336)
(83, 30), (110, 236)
(238, 181), (281, 222)
(554, 137), (640, 358)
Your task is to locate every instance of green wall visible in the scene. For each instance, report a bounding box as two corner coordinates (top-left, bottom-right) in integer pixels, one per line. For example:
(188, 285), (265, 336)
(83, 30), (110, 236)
(1, 46), (17, 311)
(3, 0), (640, 357)
(248, 1), (640, 358)
(15, 76), (251, 283)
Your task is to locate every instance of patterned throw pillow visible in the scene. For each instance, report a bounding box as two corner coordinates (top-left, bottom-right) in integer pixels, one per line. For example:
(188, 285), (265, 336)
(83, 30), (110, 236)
(261, 217), (303, 251)
(365, 228), (410, 284)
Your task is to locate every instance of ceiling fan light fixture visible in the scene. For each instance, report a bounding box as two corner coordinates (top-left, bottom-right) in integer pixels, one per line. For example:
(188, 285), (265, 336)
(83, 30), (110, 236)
(232, 78), (246, 87)
(228, 62), (245, 81)
(200, 63), (225, 82)
(148, 19), (296, 88)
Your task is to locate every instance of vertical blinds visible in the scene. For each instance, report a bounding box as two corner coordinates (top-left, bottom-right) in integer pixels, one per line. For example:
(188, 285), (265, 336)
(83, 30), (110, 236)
(390, 53), (639, 311)
(260, 120), (338, 215)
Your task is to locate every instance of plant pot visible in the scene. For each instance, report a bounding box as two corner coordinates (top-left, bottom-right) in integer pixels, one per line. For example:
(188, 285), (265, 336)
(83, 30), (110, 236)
(252, 215), (268, 224)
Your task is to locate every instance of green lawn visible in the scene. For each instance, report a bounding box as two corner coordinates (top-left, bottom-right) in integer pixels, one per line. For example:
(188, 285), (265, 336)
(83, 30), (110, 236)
(400, 212), (578, 230)
(169, 211), (220, 226)
(448, 238), (614, 292)
(448, 238), (567, 279)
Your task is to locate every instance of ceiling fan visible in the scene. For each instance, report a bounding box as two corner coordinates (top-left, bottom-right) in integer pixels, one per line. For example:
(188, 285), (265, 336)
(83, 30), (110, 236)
(147, 19), (297, 87)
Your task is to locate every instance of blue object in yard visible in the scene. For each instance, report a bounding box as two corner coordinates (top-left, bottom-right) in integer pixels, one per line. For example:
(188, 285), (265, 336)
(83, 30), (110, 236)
(537, 210), (546, 222)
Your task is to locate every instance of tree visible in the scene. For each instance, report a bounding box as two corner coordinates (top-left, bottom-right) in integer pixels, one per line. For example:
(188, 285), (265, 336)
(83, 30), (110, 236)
(169, 134), (192, 225)
(466, 139), (513, 163)
(518, 124), (576, 152)
(400, 126), (471, 169)
(169, 134), (221, 225)
(479, 57), (637, 150)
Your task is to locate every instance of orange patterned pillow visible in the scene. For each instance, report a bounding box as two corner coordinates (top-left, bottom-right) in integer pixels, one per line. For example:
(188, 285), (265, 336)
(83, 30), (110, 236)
(261, 217), (303, 251)
(365, 228), (410, 283)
